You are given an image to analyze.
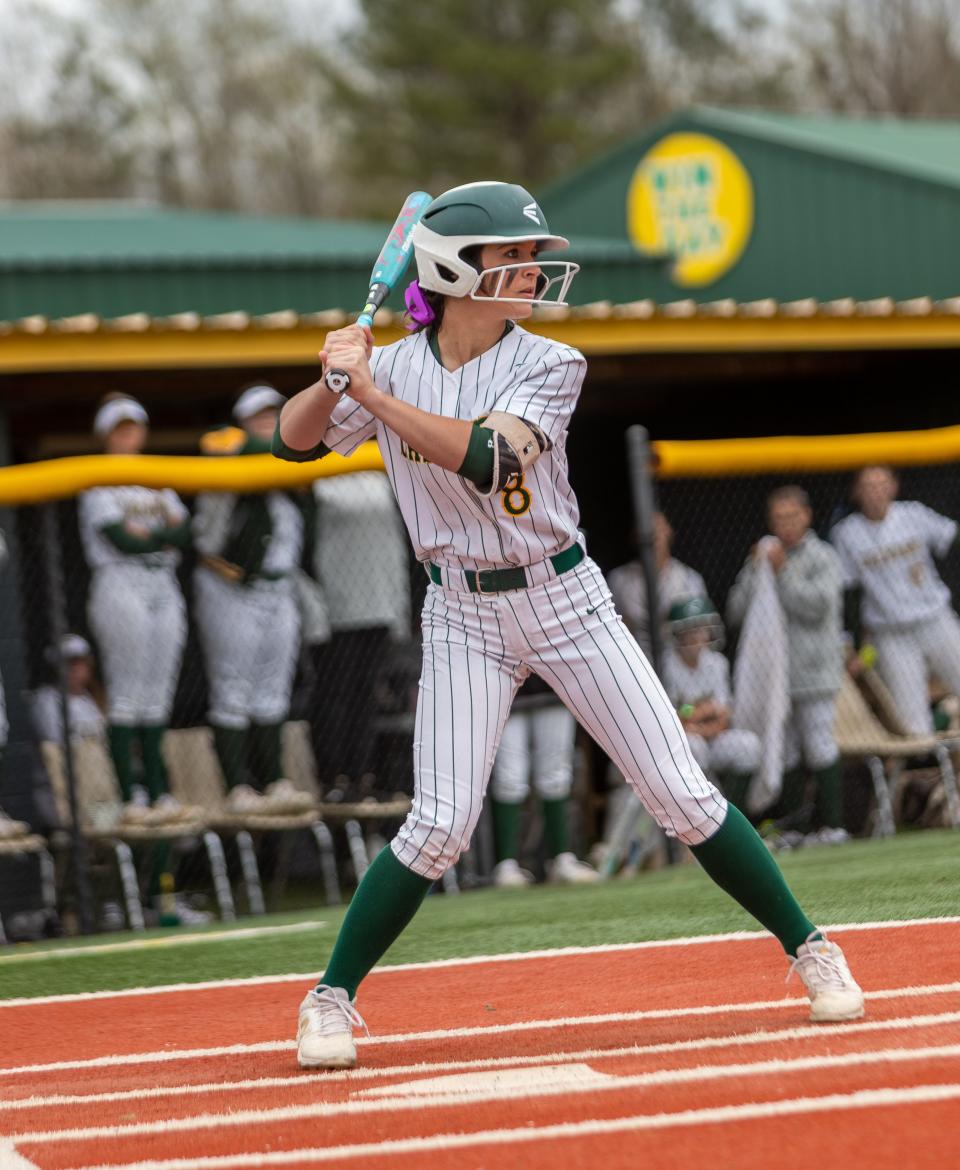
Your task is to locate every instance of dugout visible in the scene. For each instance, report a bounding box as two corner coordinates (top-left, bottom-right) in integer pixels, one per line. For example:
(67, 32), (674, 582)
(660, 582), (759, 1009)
(1, 108), (960, 912)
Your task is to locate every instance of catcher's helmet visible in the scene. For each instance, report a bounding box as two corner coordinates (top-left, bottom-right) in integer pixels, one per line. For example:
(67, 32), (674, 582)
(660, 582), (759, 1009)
(668, 596), (725, 650)
(411, 181), (579, 306)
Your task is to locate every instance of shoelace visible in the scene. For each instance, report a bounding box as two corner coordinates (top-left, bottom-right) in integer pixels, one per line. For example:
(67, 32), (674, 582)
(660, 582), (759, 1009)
(311, 986), (370, 1036)
(785, 936), (849, 989)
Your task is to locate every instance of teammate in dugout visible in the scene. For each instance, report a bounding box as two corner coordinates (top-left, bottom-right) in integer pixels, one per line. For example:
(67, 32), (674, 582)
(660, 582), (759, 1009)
(831, 465), (960, 736)
(79, 395), (192, 823)
(274, 182), (864, 1069)
(193, 385), (313, 816)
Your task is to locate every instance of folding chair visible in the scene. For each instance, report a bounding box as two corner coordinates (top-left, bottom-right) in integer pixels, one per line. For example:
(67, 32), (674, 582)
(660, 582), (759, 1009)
(833, 675), (960, 838)
(163, 722), (343, 909)
(0, 832), (57, 944)
(41, 738), (235, 930)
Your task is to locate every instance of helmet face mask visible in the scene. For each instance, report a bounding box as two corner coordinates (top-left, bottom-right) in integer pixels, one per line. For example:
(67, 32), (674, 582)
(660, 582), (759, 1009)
(412, 181), (579, 307)
(668, 597), (726, 653)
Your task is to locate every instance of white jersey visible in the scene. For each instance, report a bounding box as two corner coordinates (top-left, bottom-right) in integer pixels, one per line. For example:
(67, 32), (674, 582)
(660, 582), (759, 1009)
(193, 491), (303, 577)
(830, 501), (957, 630)
(79, 486), (188, 570)
(662, 646), (732, 709)
(320, 326), (585, 571)
(30, 687), (105, 744)
(313, 470), (410, 638)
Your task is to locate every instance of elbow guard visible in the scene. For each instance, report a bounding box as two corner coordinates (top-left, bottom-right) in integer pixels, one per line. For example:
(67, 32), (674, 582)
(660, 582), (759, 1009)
(473, 412), (552, 497)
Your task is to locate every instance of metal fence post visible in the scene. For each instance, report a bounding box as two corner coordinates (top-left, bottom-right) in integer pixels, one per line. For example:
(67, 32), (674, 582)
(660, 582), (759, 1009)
(42, 502), (96, 935)
(626, 426), (663, 677)
(624, 425), (677, 864)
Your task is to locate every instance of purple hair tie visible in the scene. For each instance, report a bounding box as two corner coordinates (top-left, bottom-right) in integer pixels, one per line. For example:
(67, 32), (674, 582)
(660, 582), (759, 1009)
(404, 279), (435, 330)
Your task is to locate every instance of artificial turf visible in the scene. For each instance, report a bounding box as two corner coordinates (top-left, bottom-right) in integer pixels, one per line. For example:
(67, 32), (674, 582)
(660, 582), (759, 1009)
(1, 828), (957, 1001)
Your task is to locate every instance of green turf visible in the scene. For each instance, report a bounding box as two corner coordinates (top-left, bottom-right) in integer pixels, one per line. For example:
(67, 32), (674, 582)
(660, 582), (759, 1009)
(1, 830), (957, 1001)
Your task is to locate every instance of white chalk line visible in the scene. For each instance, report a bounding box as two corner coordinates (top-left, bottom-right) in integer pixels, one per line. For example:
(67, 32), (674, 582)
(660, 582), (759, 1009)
(0, 922), (328, 966)
(4, 978), (960, 1080)
(2, 915), (957, 1009)
(5, 1007), (960, 1114)
(0, 1138), (39, 1169)
(53, 1082), (960, 1170)
(11, 1042), (960, 1145)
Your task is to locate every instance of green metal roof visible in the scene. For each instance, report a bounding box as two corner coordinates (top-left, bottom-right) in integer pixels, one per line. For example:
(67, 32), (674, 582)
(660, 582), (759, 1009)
(696, 107), (960, 190)
(0, 202), (653, 319)
(0, 203), (394, 267)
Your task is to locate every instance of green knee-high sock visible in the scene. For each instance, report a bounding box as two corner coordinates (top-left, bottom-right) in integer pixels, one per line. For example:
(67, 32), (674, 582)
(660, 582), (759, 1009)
(108, 725), (137, 802)
(140, 726), (168, 802)
(690, 804), (817, 956)
(813, 759), (843, 829)
(491, 797), (524, 863)
(250, 722), (283, 789)
(322, 847), (433, 998)
(214, 725), (248, 790)
(541, 796), (570, 858)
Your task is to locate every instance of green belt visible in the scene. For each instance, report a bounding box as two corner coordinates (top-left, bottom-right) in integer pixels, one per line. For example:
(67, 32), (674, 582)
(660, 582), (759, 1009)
(428, 543), (584, 595)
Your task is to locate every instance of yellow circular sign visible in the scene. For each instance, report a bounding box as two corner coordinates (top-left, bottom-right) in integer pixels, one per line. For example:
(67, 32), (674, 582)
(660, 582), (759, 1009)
(628, 132), (754, 287)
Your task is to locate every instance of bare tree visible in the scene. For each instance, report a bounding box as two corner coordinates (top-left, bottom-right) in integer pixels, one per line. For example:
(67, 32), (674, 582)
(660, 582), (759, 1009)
(790, 0), (960, 115)
(0, 0), (339, 214)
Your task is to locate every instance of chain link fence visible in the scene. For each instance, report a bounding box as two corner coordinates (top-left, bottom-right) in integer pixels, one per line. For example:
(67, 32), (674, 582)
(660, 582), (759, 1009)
(2, 428), (959, 939)
(0, 461), (428, 940)
(619, 438), (960, 862)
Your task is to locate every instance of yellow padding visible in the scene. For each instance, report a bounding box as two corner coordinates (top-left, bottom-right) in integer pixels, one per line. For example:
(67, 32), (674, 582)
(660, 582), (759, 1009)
(654, 424), (960, 478)
(0, 443), (385, 505)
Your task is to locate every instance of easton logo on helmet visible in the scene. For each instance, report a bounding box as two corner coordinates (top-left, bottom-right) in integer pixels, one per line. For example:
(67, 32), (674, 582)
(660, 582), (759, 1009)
(522, 202), (541, 223)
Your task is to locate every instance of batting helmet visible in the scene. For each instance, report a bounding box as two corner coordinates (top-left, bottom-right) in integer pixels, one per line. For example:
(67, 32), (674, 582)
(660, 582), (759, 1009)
(668, 596), (725, 651)
(411, 181), (579, 305)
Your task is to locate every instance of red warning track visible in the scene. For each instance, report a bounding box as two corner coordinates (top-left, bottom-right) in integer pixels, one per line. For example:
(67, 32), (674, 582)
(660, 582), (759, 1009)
(2, 920), (959, 1170)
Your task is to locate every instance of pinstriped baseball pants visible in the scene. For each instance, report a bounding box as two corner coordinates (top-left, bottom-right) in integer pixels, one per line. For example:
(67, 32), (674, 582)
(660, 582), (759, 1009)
(391, 555), (728, 880)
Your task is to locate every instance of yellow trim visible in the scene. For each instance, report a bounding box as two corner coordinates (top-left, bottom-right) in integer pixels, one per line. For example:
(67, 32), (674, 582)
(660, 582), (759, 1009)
(654, 424), (960, 478)
(2, 313), (960, 373)
(0, 444), (385, 506)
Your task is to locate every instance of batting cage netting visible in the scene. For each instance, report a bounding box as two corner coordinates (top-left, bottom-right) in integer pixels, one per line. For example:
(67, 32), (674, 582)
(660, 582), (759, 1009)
(1, 424), (959, 939)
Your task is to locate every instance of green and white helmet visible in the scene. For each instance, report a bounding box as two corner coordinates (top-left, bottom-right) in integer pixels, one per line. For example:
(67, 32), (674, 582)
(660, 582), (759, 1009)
(668, 596), (725, 651)
(411, 181), (579, 306)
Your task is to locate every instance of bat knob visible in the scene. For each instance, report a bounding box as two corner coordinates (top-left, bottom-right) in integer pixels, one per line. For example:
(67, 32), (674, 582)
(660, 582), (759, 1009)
(324, 368), (351, 394)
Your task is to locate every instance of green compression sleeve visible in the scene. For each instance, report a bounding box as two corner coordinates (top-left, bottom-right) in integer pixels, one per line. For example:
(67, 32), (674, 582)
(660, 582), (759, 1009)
(100, 523), (164, 555)
(457, 422), (495, 490)
(271, 417), (330, 463)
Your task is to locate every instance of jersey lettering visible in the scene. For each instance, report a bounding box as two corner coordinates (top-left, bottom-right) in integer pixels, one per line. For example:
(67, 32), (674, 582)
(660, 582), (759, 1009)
(400, 439), (429, 464)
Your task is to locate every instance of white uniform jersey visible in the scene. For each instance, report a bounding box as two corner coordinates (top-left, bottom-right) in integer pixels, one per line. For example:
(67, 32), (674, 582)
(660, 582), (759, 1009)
(79, 486), (188, 570)
(30, 687), (105, 744)
(320, 326), (585, 571)
(830, 502), (957, 630)
(192, 492), (303, 577)
(313, 471), (410, 638)
(662, 646), (732, 708)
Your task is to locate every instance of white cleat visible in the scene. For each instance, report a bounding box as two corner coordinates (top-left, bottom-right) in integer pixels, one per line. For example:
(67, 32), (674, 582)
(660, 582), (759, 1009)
(788, 933), (865, 1022)
(548, 851), (600, 884)
(491, 858), (534, 888)
(297, 985), (366, 1069)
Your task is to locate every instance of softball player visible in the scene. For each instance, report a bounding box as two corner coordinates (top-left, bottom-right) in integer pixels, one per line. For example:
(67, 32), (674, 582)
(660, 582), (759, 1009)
(275, 182), (863, 1067)
(193, 385), (310, 814)
(831, 465), (960, 736)
(489, 676), (597, 886)
(661, 597), (761, 811)
(79, 395), (190, 822)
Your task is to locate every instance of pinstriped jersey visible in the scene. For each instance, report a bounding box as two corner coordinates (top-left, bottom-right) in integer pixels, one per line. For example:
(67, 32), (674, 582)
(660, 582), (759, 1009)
(322, 325), (586, 570)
